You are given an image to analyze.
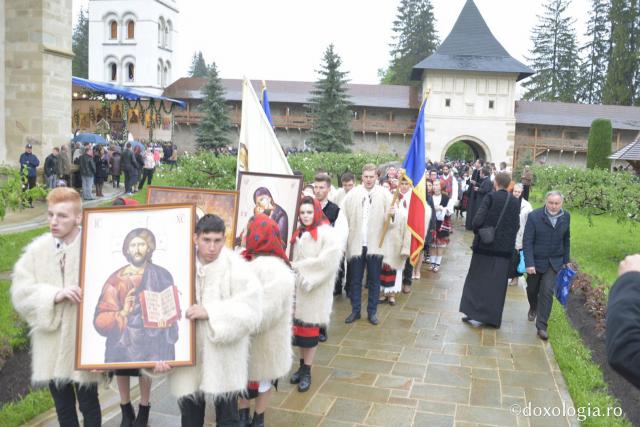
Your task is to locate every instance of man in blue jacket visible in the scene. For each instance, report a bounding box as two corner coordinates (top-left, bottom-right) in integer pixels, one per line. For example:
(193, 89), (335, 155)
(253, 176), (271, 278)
(523, 190), (571, 340)
(19, 143), (40, 207)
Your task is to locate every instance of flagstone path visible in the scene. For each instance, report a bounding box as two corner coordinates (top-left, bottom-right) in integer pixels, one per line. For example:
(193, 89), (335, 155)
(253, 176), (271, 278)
(30, 223), (577, 426)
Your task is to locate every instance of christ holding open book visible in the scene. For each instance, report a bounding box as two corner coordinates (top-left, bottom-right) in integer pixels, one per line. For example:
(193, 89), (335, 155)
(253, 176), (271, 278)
(94, 228), (180, 363)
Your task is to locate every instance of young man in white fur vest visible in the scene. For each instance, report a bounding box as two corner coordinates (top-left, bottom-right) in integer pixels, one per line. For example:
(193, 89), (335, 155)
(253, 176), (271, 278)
(154, 214), (262, 427)
(237, 213), (296, 427)
(342, 163), (396, 325)
(12, 187), (103, 426)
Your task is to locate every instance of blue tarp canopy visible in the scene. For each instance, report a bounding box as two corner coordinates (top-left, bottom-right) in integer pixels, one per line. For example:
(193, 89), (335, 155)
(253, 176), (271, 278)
(72, 76), (186, 108)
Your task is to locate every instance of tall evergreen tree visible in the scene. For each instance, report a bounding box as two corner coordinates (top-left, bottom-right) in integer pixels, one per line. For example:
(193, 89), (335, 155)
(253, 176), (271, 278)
(602, 0), (638, 105)
(382, 0), (439, 85)
(522, 0), (580, 102)
(196, 63), (231, 152)
(72, 8), (89, 78)
(578, 0), (611, 104)
(189, 51), (209, 78)
(307, 44), (353, 153)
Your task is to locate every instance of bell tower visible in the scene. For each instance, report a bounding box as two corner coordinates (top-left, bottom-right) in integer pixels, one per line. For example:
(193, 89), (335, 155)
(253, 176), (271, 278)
(88, 0), (178, 95)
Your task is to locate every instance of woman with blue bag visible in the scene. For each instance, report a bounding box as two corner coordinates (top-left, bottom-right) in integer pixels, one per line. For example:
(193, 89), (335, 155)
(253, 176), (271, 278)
(509, 183), (533, 285)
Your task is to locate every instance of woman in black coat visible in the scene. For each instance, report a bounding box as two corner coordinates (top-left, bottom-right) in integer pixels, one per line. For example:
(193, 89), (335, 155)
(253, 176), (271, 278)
(93, 145), (109, 197)
(459, 172), (521, 328)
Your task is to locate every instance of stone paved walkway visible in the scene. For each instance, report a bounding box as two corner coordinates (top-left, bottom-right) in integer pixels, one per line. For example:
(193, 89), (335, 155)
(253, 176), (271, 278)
(30, 223), (578, 427)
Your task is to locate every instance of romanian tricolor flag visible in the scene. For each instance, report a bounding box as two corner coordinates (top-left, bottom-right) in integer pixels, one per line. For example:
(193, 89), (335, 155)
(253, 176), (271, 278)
(402, 98), (428, 267)
(261, 81), (274, 127)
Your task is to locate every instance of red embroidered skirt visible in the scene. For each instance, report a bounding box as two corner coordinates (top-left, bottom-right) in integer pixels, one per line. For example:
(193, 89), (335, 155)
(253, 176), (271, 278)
(292, 319), (320, 348)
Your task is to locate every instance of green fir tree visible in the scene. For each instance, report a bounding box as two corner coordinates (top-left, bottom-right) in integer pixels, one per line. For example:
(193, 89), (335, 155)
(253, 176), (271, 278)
(578, 0), (611, 104)
(72, 8), (89, 78)
(196, 63), (231, 152)
(189, 51), (209, 78)
(602, 0), (638, 105)
(382, 0), (439, 85)
(522, 0), (580, 102)
(307, 44), (353, 153)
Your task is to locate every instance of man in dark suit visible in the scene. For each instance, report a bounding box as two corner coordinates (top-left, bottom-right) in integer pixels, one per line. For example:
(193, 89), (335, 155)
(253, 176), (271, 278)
(523, 191), (571, 340)
(314, 173), (339, 342)
(606, 254), (640, 389)
(121, 143), (138, 195)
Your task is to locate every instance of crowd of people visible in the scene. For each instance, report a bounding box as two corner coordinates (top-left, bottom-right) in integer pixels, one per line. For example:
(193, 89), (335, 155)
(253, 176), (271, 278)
(20, 141), (178, 201)
(12, 154), (640, 427)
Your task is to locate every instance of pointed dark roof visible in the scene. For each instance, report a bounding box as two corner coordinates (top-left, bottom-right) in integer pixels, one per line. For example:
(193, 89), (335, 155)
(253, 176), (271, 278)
(411, 0), (534, 81)
(609, 139), (640, 161)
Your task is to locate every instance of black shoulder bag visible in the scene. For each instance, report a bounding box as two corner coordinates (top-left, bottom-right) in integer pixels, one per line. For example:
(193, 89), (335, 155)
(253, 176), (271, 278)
(478, 195), (510, 245)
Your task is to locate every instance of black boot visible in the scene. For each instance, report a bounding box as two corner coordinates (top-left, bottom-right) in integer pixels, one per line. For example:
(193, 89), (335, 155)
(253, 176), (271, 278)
(239, 407), (251, 427)
(133, 404), (150, 427)
(289, 358), (304, 384)
(119, 402), (136, 427)
(251, 411), (264, 427)
(298, 364), (311, 392)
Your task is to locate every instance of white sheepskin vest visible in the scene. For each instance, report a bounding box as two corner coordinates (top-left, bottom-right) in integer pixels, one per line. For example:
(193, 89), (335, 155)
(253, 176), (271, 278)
(342, 185), (393, 259)
(247, 256), (295, 382)
(168, 248), (262, 398)
(291, 225), (342, 325)
(11, 232), (101, 386)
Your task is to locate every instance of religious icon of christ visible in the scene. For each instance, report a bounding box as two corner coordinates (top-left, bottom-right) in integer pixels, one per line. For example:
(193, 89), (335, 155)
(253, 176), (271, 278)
(93, 228), (180, 363)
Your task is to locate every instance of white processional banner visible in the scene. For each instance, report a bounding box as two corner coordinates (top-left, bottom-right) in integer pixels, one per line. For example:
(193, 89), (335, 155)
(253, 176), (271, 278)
(237, 78), (292, 180)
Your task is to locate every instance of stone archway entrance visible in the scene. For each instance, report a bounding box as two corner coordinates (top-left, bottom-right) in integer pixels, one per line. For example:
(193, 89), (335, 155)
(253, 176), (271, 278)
(441, 136), (491, 162)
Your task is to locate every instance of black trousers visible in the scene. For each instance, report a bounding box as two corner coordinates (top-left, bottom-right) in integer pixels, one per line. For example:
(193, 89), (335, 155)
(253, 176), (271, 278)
(522, 185), (531, 201)
(178, 394), (239, 427)
(334, 255), (349, 295)
(138, 168), (154, 189)
(48, 381), (101, 427)
(124, 171), (132, 193)
(526, 267), (557, 331)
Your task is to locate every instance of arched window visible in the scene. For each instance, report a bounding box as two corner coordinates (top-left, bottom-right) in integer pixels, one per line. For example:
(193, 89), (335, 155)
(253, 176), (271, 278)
(110, 63), (117, 81)
(162, 66), (168, 87)
(157, 59), (164, 86)
(165, 61), (171, 85)
(158, 17), (166, 47)
(166, 20), (172, 49)
(126, 20), (135, 39)
(126, 63), (135, 82)
(110, 20), (118, 40)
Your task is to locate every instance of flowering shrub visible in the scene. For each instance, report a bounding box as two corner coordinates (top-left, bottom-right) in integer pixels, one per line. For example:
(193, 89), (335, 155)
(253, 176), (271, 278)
(157, 152), (401, 190)
(532, 165), (640, 224)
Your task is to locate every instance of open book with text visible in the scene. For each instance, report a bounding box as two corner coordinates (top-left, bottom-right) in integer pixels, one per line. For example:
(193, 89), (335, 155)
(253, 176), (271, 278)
(139, 285), (181, 328)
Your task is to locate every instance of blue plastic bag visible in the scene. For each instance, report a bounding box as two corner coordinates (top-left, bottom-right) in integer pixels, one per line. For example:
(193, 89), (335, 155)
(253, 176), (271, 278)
(555, 267), (576, 306)
(517, 251), (526, 274)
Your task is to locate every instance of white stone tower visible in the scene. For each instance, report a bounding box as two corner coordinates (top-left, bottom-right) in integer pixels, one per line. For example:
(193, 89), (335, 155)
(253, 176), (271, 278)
(411, 0), (534, 164)
(88, 0), (178, 95)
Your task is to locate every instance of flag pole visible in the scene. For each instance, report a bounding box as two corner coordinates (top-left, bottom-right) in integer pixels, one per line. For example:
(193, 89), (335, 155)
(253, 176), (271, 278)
(379, 169), (407, 248)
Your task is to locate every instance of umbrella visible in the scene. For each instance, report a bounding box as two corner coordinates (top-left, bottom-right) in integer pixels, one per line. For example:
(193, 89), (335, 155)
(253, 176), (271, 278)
(130, 140), (145, 150)
(74, 133), (108, 145)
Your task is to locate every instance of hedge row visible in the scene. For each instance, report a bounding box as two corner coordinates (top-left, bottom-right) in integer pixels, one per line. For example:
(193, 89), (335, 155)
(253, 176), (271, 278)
(532, 165), (640, 223)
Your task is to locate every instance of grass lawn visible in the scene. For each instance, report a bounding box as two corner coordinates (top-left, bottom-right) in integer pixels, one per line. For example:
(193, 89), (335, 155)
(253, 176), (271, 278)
(570, 213), (639, 286)
(0, 388), (53, 427)
(0, 227), (48, 273)
(0, 280), (28, 349)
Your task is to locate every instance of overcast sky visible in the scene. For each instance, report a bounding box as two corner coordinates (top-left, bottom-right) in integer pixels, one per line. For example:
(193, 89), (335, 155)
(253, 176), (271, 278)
(73, 0), (591, 88)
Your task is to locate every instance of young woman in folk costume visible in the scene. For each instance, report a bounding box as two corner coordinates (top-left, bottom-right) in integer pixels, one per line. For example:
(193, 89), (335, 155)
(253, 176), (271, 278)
(289, 197), (342, 392)
(429, 180), (454, 272)
(238, 214), (296, 427)
(379, 177), (411, 303)
(413, 180), (436, 280)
